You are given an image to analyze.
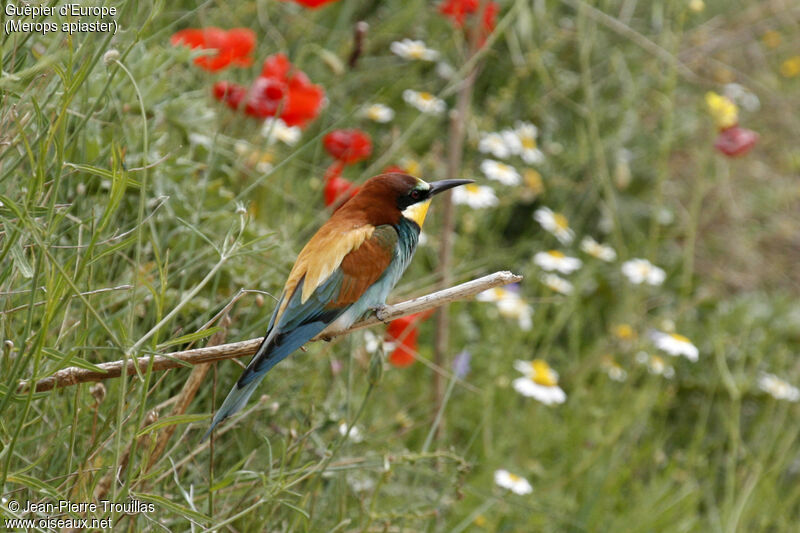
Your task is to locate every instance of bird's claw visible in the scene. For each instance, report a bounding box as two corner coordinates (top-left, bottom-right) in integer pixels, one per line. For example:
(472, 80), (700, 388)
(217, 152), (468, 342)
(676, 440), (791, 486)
(371, 304), (396, 324)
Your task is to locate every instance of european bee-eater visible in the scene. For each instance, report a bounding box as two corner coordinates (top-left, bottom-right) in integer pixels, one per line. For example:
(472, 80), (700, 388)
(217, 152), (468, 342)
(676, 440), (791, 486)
(205, 173), (472, 437)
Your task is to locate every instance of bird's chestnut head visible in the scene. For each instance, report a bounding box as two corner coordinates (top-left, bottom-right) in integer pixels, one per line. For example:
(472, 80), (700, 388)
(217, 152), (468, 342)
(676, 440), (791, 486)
(345, 173), (473, 228)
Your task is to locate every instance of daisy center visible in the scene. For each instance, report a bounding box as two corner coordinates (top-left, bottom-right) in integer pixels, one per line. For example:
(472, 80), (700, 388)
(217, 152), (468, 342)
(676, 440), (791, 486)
(531, 360), (557, 387)
(408, 45), (426, 58)
(553, 213), (569, 230)
(524, 169), (543, 192)
(507, 473), (521, 482)
(465, 184), (480, 193)
(547, 250), (565, 258)
(614, 324), (634, 339)
(521, 136), (537, 149)
(418, 92), (434, 101)
(670, 333), (690, 343)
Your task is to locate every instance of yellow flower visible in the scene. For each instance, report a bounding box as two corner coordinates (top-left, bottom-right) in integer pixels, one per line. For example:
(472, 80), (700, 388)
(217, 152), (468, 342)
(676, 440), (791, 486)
(523, 169), (544, 196)
(399, 157), (421, 177)
(688, 0), (704, 12)
(780, 56), (800, 78)
(705, 91), (738, 129)
(612, 324), (636, 341)
(762, 30), (781, 49)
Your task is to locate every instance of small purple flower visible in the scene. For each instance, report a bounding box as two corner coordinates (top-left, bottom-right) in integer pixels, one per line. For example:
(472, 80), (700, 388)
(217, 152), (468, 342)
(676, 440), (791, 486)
(504, 283), (521, 294)
(452, 350), (472, 379)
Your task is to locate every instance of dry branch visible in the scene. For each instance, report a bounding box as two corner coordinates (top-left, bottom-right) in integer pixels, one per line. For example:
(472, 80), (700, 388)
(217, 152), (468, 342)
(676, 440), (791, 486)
(23, 271), (522, 393)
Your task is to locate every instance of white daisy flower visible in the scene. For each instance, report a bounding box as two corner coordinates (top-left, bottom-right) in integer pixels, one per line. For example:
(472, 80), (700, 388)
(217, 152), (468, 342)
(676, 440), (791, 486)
(513, 121), (545, 164)
(621, 258), (666, 286)
(601, 356), (627, 382)
(476, 286), (533, 330)
(534, 207), (575, 244)
(636, 351), (675, 378)
(362, 103), (395, 123)
(501, 129), (523, 156)
(390, 39), (439, 61)
(650, 330), (699, 362)
(512, 359), (567, 404)
(580, 236), (617, 262)
(540, 273), (573, 294)
(494, 469), (533, 495)
(262, 118), (301, 146)
(363, 330), (395, 354)
(452, 183), (499, 208)
(338, 422), (364, 443)
(480, 159), (521, 185)
(758, 373), (800, 402)
(723, 83), (760, 112)
(533, 250), (582, 274)
(436, 61), (455, 79)
(478, 132), (513, 159)
(403, 89), (446, 114)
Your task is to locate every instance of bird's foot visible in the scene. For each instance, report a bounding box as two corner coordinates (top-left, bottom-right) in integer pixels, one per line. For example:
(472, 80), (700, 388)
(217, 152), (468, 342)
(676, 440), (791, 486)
(370, 304), (397, 324)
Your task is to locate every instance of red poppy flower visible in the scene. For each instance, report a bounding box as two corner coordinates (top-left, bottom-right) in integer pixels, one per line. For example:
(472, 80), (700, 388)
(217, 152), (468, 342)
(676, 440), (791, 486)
(213, 81), (247, 110)
(212, 53), (325, 127)
(171, 27), (255, 71)
(714, 125), (758, 157)
(439, 0), (498, 42)
(385, 311), (433, 368)
(323, 129), (372, 164)
(281, 0), (340, 7)
(324, 161), (359, 208)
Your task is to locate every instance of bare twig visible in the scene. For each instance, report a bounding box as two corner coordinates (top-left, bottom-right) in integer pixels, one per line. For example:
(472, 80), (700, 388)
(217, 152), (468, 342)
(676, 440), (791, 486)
(21, 271), (522, 393)
(348, 21), (368, 69)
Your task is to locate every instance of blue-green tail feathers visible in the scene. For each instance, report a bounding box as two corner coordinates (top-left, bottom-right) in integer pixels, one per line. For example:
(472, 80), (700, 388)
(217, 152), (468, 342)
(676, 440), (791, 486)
(202, 319), (335, 440)
(203, 277), (346, 439)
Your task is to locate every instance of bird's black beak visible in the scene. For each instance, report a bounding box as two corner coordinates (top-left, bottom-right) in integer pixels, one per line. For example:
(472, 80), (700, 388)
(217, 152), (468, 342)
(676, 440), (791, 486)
(428, 179), (474, 196)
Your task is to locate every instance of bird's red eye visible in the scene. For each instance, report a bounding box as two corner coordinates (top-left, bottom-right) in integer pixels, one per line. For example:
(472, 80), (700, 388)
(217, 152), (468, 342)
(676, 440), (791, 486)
(410, 190), (421, 200)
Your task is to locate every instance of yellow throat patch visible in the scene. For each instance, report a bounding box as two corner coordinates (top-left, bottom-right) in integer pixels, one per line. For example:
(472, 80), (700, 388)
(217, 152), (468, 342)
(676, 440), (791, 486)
(402, 199), (431, 228)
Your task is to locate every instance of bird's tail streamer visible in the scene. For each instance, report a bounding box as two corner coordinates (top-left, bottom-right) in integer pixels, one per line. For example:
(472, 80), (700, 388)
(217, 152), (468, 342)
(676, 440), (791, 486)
(201, 335), (273, 441)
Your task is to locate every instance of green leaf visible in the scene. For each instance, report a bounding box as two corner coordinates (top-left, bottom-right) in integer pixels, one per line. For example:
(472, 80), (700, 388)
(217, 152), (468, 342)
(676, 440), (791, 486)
(156, 327), (221, 350)
(42, 347), (108, 374)
(10, 239), (32, 278)
(136, 414), (209, 438)
(7, 473), (59, 496)
(132, 492), (211, 524)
